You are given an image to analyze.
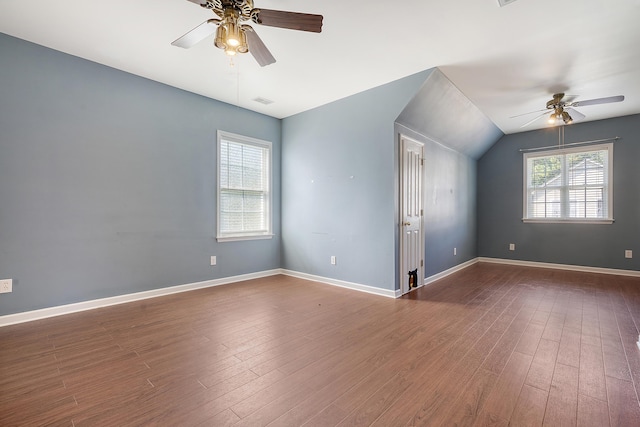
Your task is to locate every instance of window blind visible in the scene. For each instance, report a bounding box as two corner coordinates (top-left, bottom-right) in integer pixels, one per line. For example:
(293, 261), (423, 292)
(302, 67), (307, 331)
(524, 143), (612, 222)
(218, 134), (271, 239)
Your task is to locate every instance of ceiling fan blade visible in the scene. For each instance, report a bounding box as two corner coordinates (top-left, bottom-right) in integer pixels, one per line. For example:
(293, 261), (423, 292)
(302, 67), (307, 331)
(243, 27), (276, 67)
(565, 107), (585, 121)
(510, 108), (547, 119)
(520, 112), (548, 128)
(171, 19), (219, 49)
(571, 95), (624, 107)
(252, 9), (323, 32)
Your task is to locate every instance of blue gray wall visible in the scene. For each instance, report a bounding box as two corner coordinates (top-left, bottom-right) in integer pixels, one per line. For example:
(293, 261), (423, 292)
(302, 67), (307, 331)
(478, 114), (640, 270)
(281, 71), (434, 291)
(0, 34), (282, 315)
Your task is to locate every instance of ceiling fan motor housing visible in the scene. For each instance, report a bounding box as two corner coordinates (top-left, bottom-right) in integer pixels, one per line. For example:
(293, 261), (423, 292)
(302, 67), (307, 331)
(546, 93), (565, 110)
(203, 0), (253, 19)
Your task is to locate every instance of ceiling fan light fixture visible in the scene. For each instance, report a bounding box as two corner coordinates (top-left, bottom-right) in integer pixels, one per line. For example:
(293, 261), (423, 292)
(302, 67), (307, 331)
(236, 30), (249, 54)
(562, 111), (573, 124)
(214, 9), (249, 57)
(226, 21), (241, 47)
(214, 22), (248, 56)
(548, 113), (557, 124)
(214, 25), (228, 49)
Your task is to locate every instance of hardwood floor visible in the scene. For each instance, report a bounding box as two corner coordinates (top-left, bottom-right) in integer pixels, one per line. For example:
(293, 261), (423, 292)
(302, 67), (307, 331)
(1, 263), (640, 426)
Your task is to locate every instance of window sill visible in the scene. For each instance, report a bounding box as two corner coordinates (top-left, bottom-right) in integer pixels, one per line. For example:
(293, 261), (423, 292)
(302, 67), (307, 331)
(216, 234), (274, 243)
(522, 218), (614, 225)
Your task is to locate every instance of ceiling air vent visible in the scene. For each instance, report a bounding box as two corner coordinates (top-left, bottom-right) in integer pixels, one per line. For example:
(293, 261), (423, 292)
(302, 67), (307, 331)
(253, 97), (274, 105)
(497, 0), (519, 6)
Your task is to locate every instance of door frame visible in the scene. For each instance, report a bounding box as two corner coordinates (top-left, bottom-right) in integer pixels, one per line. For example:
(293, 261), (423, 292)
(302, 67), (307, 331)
(398, 134), (425, 295)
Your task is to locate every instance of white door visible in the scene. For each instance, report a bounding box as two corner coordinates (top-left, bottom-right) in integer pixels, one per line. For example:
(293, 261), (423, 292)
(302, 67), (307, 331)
(399, 135), (424, 295)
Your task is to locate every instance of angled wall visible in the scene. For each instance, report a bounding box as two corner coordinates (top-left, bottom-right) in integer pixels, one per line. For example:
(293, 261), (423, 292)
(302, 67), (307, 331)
(0, 34), (282, 315)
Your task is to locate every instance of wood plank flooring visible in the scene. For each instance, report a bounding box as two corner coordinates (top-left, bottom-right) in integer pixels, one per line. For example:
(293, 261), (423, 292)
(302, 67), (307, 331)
(1, 263), (640, 426)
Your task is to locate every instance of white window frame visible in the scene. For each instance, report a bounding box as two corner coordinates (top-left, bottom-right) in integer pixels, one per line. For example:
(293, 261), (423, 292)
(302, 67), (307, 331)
(522, 143), (614, 224)
(217, 130), (273, 242)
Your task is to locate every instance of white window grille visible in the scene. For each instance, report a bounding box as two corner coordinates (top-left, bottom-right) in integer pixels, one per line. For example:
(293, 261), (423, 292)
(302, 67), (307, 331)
(523, 143), (613, 223)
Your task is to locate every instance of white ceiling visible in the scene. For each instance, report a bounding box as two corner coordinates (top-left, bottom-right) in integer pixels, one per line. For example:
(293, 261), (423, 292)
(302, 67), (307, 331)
(1, 0), (639, 134)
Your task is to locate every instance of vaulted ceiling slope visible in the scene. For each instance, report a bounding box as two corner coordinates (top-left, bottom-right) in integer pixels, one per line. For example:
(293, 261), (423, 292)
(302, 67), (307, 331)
(1, 0), (639, 135)
(397, 69), (504, 159)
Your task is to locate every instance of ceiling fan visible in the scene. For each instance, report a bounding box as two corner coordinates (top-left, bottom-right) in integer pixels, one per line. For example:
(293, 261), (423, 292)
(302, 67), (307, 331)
(171, 0), (323, 67)
(515, 93), (625, 128)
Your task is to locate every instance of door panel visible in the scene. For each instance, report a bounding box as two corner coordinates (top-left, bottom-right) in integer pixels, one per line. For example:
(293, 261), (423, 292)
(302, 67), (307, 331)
(399, 136), (424, 295)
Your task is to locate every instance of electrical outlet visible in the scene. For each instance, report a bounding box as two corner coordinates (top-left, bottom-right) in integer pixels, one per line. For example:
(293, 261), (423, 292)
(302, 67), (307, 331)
(330, 256), (336, 265)
(210, 256), (217, 266)
(625, 250), (633, 259)
(453, 248), (457, 256)
(509, 243), (515, 251)
(0, 279), (13, 294)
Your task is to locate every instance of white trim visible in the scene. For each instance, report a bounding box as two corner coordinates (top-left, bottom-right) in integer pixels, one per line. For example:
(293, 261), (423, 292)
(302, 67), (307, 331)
(424, 258), (480, 286)
(216, 234), (274, 243)
(0, 270), (281, 327)
(522, 219), (614, 224)
(395, 123), (461, 156)
(280, 269), (397, 298)
(478, 257), (640, 278)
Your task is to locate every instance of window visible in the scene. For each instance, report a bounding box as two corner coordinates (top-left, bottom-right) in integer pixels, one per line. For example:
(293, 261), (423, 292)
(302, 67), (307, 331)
(217, 131), (272, 241)
(523, 143), (613, 223)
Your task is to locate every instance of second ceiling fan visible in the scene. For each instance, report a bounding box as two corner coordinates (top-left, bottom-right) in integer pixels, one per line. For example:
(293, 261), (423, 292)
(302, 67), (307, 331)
(172, 0), (323, 67)
(516, 92), (625, 128)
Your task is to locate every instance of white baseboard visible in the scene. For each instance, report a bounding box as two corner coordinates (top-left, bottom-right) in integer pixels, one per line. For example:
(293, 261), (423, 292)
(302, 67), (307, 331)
(281, 260), (481, 300)
(280, 269), (397, 299)
(0, 269), (281, 327)
(424, 258), (480, 286)
(478, 257), (640, 278)
(8, 256), (632, 328)
(0, 268), (397, 327)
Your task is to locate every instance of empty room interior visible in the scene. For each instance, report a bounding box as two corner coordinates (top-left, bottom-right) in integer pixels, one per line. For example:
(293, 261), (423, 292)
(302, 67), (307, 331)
(1, 0), (640, 425)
